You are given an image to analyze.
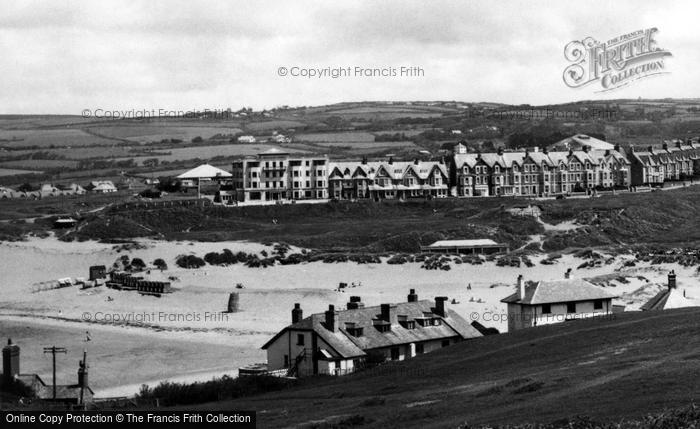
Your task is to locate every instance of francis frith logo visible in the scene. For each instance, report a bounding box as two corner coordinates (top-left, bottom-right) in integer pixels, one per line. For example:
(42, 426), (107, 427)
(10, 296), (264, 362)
(563, 28), (672, 92)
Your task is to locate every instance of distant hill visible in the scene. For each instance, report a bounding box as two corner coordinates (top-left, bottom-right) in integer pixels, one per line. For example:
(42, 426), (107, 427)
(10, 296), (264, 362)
(192, 307), (700, 428)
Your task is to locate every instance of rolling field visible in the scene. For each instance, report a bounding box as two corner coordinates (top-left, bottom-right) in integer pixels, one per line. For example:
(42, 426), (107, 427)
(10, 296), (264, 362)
(0, 167), (42, 176)
(296, 132), (376, 142)
(0, 129), (118, 148)
(87, 124), (245, 143)
(0, 159), (80, 170)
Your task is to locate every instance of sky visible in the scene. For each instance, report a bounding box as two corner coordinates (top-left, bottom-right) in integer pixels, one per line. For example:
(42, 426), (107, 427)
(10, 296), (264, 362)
(0, 0), (699, 114)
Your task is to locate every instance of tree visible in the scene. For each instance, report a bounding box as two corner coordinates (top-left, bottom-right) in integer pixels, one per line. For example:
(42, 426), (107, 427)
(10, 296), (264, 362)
(18, 183), (36, 192)
(153, 258), (168, 271)
(191, 136), (203, 143)
(130, 258), (146, 271)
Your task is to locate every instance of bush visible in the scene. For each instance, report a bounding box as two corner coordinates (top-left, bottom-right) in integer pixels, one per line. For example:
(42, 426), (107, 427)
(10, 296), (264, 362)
(130, 258), (146, 271)
(153, 258), (168, 270)
(136, 375), (295, 407)
(175, 254), (206, 269)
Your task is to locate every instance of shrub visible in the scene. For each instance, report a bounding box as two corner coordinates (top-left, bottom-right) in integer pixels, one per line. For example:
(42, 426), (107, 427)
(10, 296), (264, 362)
(153, 258), (168, 270)
(175, 254), (206, 269)
(130, 258), (146, 271)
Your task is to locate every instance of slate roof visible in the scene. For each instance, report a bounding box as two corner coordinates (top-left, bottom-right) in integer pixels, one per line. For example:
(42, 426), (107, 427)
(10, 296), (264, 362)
(262, 299), (482, 358)
(641, 288), (700, 311)
(554, 134), (615, 150)
(15, 374), (94, 400)
(177, 164), (232, 179)
(501, 278), (618, 305)
(329, 161), (447, 181)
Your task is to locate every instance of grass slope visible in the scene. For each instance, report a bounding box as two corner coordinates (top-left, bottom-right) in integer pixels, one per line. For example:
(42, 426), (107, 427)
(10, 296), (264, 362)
(192, 308), (700, 428)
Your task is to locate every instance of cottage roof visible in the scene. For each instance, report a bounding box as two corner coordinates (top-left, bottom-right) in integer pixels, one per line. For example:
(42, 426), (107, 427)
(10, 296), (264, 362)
(641, 288), (700, 311)
(501, 278), (618, 305)
(177, 164), (232, 179)
(262, 300), (481, 358)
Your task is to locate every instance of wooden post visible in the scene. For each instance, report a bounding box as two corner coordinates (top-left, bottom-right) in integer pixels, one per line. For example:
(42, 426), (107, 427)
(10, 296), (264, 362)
(43, 346), (67, 400)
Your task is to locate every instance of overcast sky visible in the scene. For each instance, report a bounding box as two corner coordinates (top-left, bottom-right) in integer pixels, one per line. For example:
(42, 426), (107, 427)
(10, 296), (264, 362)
(1, 0), (698, 114)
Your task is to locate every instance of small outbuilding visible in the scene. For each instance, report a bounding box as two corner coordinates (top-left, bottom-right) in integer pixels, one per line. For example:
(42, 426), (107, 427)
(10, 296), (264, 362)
(420, 239), (509, 255)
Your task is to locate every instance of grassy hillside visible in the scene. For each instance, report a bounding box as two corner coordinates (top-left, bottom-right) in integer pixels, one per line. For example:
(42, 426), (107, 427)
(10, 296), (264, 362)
(192, 308), (700, 428)
(55, 186), (700, 255)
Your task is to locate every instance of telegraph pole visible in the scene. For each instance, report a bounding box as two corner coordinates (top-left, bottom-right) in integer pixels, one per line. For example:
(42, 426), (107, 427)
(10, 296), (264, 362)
(43, 346), (67, 400)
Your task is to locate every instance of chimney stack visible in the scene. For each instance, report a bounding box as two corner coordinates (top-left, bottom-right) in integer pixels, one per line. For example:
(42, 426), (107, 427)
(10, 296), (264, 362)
(347, 296), (364, 310)
(668, 270), (677, 290)
(292, 303), (303, 324)
(380, 303), (398, 325)
(325, 305), (339, 332)
(517, 275), (525, 300)
(565, 268), (573, 279)
(434, 297), (449, 317)
(2, 338), (20, 383)
(614, 144), (620, 152)
(662, 143), (668, 151)
(647, 146), (654, 153)
(407, 288), (418, 302)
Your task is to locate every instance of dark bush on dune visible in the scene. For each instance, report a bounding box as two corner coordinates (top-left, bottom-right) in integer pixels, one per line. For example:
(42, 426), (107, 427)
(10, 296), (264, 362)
(175, 254), (206, 269)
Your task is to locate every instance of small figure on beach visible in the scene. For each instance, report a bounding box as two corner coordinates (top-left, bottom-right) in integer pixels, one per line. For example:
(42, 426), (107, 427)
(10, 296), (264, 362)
(272, 218), (278, 225)
(106, 295), (114, 302)
(85, 331), (91, 342)
(467, 283), (472, 290)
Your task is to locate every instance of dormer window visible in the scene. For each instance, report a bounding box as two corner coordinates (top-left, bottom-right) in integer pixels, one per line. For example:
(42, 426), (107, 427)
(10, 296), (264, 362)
(398, 315), (415, 330)
(372, 319), (391, 333)
(345, 322), (364, 337)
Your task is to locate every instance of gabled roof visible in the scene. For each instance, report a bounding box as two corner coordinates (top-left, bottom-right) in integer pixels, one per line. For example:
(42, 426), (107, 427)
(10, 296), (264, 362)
(554, 134), (615, 150)
(177, 164), (232, 179)
(262, 300), (481, 358)
(641, 288), (700, 311)
(501, 278), (618, 305)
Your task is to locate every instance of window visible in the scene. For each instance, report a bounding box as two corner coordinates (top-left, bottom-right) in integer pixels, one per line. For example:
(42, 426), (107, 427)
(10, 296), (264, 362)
(334, 361), (341, 369)
(441, 339), (450, 348)
(416, 343), (424, 354)
(297, 334), (305, 346)
(541, 304), (551, 314)
(390, 347), (400, 360)
(593, 299), (603, 310)
(284, 355), (289, 368)
(566, 302), (576, 313)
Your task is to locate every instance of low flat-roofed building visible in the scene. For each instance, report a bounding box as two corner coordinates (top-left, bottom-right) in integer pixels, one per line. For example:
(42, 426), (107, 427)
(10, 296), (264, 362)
(420, 239), (509, 254)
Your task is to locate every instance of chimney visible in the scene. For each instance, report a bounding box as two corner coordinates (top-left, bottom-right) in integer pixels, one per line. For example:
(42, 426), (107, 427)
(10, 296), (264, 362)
(565, 268), (573, 279)
(380, 303), (398, 325)
(325, 304), (339, 332)
(77, 350), (88, 388)
(292, 303), (303, 324)
(407, 288), (418, 302)
(347, 296), (364, 310)
(414, 158), (419, 165)
(2, 339), (20, 383)
(668, 270), (677, 290)
(517, 275), (525, 300)
(361, 156), (368, 165)
(583, 145), (590, 153)
(388, 156), (394, 165)
(434, 297), (449, 317)
(605, 149), (611, 157)
(648, 146), (654, 153)
(614, 144), (620, 152)
(497, 147), (503, 156)
(662, 143), (668, 151)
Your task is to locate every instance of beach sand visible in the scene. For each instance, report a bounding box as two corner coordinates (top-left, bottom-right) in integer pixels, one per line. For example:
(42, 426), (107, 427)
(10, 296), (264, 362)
(1, 237), (698, 397)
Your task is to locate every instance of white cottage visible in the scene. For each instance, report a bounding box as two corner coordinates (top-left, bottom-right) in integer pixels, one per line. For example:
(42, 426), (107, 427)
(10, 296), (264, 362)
(501, 271), (617, 332)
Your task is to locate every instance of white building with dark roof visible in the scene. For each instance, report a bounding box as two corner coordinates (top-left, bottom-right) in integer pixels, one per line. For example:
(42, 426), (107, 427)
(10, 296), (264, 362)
(258, 290), (481, 377)
(501, 272), (617, 332)
(641, 270), (700, 311)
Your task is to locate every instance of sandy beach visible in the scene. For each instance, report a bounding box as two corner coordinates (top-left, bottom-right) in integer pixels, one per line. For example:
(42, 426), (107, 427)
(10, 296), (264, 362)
(1, 236), (698, 397)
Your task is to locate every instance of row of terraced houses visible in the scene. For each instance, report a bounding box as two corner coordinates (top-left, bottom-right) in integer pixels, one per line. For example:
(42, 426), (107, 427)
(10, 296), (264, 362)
(222, 135), (700, 204)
